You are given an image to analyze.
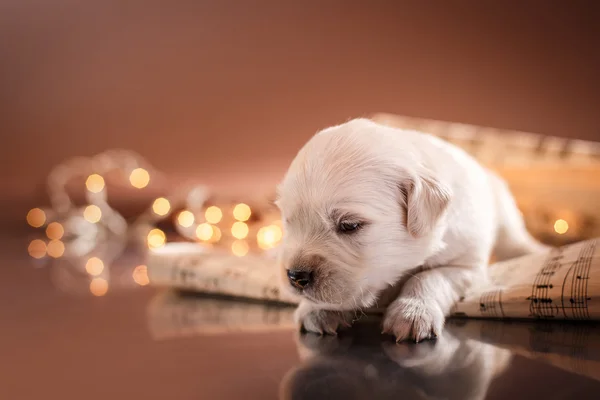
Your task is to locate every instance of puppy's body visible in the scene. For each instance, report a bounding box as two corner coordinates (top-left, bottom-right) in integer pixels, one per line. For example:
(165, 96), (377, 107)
(277, 119), (546, 341)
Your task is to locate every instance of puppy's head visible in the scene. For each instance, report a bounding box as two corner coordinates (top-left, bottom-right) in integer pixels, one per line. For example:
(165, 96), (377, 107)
(276, 119), (451, 308)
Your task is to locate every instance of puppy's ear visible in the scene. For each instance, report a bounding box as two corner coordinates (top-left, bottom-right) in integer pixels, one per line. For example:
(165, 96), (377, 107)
(401, 171), (452, 238)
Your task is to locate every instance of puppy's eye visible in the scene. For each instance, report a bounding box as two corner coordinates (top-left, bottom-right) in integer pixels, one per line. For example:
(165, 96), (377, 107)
(338, 221), (361, 234)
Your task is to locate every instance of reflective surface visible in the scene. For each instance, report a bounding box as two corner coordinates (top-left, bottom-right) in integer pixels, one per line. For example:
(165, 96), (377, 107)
(2, 235), (600, 399)
(285, 319), (600, 400)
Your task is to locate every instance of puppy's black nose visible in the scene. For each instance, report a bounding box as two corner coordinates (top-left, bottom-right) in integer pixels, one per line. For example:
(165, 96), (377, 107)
(287, 270), (312, 289)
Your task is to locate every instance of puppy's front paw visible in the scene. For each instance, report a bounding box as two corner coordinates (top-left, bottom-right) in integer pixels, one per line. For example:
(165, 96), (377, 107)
(383, 298), (444, 343)
(296, 309), (354, 335)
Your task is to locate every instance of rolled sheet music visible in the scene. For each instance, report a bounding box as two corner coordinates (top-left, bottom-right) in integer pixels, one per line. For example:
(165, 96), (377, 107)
(147, 238), (600, 321)
(146, 243), (298, 305)
(453, 238), (599, 320)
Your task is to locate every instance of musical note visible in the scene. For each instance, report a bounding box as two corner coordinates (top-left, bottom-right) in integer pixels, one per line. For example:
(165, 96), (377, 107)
(479, 289), (505, 318)
(449, 238), (598, 321)
(561, 241), (595, 320)
(528, 248), (563, 318)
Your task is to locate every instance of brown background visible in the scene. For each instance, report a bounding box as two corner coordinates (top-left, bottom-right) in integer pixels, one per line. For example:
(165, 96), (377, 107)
(1, 4), (600, 396)
(1, 0), (599, 231)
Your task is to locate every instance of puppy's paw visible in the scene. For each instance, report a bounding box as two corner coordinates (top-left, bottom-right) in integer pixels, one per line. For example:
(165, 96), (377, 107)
(383, 297), (444, 343)
(296, 309), (354, 335)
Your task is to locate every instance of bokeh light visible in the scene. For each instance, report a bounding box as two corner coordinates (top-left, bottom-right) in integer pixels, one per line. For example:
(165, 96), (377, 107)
(85, 174), (105, 193)
(196, 223), (221, 243)
(28, 239), (47, 259)
(90, 278), (109, 296)
(554, 219), (569, 234)
(133, 265), (150, 286)
(233, 203), (251, 221)
(152, 197), (171, 216)
(85, 257), (104, 276)
(205, 206), (223, 224)
(231, 221), (249, 239)
(46, 240), (65, 258)
(177, 210), (195, 227)
(257, 225), (283, 249)
(26, 208), (46, 228)
(129, 168), (150, 189)
(147, 228), (166, 248)
(83, 205), (102, 223)
(196, 223), (213, 241)
(45, 222), (64, 240)
(231, 240), (249, 257)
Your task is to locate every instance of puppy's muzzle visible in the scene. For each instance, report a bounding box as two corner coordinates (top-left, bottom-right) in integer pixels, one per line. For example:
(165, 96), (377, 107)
(286, 269), (313, 290)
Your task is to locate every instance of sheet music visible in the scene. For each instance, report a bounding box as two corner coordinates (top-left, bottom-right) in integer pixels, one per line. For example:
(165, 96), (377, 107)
(452, 238), (599, 320)
(147, 243), (299, 305)
(148, 239), (600, 321)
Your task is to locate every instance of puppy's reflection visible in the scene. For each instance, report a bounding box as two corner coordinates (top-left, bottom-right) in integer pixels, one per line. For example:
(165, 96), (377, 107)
(280, 318), (511, 400)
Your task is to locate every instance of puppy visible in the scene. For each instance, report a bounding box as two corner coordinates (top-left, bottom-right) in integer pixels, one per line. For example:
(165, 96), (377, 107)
(280, 322), (512, 400)
(276, 118), (547, 342)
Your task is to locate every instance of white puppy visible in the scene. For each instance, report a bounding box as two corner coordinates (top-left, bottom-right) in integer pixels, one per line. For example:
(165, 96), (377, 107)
(276, 118), (546, 342)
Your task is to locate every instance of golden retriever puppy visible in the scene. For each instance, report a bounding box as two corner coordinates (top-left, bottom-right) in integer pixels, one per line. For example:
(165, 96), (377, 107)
(276, 118), (546, 342)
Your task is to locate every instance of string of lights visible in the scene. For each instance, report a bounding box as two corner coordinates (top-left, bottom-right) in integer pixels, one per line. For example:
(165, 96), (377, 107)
(25, 149), (283, 297)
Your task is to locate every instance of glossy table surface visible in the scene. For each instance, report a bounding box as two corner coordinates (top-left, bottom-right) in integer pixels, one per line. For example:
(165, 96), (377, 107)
(2, 235), (600, 400)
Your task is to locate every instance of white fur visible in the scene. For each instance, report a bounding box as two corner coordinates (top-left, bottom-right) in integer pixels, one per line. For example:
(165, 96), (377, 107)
(276, 119), (546, 341)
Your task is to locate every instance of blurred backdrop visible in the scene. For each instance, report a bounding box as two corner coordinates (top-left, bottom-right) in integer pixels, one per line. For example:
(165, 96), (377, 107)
(3, 5), (600, 397)
(1, 0), (599, 235)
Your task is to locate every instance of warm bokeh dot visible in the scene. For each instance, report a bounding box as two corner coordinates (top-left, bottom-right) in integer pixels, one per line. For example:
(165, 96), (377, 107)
(257, 225), (283, 249)
(205, 206), (223, 224)
(26, 208), (46, 228)
(85, 174), (105, 193)
(133, 265), (150, 286)
(177, 210), (195, 227)
(196, 223), (213, 241)
(90, 278), (109, 296)
(46, 240), (65, 258)
(83, 205), (102, 223)
(231, 221), (249, 239)
(233, 203), (251, 221)
(129, 168), (150, 189)
(85, 257), (104, 276)
(45, 222), (64, 240)
(147, 228), (166, 248)
(554, 219), (569, 234)
(152, 197), (171, 216)
(28, 239), (47, 259)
